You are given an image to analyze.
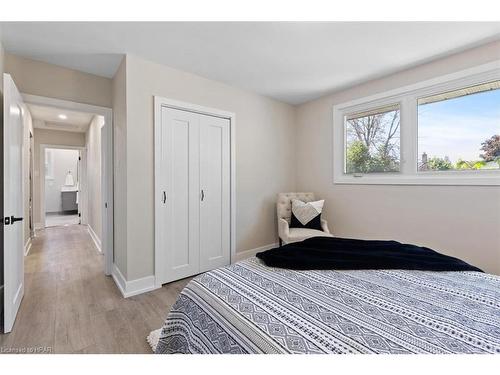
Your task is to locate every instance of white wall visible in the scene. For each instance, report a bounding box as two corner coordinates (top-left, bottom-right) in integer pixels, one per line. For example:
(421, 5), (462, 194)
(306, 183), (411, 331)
(33, 127), (85, 226)
(85, 115), (103, 241)
(44, 148), (79, 213)
(295, 40), (500, 275)
(116, 54), (296, 280)
(5, 54), (112, 107)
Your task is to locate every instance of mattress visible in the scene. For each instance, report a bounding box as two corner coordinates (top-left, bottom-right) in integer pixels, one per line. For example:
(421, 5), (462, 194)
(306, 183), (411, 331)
(155, 257), (500, 354)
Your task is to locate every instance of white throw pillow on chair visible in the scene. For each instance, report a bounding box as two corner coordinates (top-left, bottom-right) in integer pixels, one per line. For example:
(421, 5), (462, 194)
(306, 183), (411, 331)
(290, 199), (324, 230)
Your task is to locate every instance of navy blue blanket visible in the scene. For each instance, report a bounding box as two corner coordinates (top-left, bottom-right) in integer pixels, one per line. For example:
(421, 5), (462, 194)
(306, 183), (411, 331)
(256, 236), (482, 272)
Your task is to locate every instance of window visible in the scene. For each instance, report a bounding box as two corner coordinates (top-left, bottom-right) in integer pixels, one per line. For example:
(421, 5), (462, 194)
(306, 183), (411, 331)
(418, 81), (500, 172)
(345, 104), (400, 174)
(333, 62), (500, 185)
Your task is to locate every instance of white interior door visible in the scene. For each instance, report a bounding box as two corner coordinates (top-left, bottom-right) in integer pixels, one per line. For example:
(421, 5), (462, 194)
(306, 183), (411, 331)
(3, 74), (25, 333)
(199, 115), (230, 272)
(157, 107), (200, 284)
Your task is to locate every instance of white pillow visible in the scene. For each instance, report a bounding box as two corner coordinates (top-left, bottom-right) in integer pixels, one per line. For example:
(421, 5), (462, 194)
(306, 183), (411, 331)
(291, 199), (324, 226)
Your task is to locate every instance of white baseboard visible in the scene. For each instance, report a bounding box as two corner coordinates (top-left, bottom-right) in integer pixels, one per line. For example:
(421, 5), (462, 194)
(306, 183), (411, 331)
(87, 225), (102, 253)
(110, 242), (278, 298)
(234, 242), (279, 262)
(24, 237), (32, 256)
(111, 264), (158, 298)
(111, 264), (127, 296)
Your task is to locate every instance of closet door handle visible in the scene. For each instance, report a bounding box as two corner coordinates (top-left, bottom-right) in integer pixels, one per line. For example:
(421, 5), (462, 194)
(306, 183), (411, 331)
(201, 189), (205, 201)
(162, 191), (166, 204)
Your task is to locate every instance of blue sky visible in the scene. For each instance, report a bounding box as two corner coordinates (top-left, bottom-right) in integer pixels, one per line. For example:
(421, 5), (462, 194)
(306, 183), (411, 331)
(418, 88), (500, 163)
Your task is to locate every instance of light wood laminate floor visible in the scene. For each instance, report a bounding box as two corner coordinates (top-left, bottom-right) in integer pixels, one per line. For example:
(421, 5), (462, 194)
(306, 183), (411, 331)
(0, 225), (190, 354)
(45, 213), (80, 228)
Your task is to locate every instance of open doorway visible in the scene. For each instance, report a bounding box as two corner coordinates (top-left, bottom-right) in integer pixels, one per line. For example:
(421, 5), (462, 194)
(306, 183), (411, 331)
(22, 94), (114, 276)
(2, 75), (114, 333)
(43, 147), (81, 227)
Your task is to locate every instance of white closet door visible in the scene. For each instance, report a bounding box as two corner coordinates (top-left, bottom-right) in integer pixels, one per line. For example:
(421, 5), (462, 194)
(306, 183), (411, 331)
(158, 107), (200, 283)
(199, 114), (231, 272)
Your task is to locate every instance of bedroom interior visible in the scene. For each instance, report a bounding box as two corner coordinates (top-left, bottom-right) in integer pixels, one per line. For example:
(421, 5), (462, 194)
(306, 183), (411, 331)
(0, 2), (499, 371)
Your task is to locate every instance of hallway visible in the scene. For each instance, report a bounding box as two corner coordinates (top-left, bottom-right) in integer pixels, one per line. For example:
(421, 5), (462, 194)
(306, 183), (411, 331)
(0, 225), (189, 353)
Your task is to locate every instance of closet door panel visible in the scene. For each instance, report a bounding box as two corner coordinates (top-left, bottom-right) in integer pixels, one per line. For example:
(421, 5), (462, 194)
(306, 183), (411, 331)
(199, 115), (230, 272)
(160, 107), (200, 283)
(171, 119), (190, 267)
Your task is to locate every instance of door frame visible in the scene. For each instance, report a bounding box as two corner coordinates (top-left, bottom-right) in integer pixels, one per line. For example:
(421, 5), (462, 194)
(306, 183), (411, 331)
(154, 97), (236, 288)
(23, 94), (114, 276)
(39, 144), (86, 228)
(28, 130), (35, 240)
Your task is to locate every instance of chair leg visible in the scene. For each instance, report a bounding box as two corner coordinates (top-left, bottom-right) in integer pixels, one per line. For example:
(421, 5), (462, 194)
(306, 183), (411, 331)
(279, 238), (283, 247)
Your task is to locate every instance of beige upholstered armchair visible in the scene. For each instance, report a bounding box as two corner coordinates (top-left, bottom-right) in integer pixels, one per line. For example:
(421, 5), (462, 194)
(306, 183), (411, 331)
(277, 192), (332, 246)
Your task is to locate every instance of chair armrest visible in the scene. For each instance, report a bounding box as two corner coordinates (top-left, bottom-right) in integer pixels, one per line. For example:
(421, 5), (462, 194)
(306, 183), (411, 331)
(321, 219), (331, 234)
(278, 218), (290, 239)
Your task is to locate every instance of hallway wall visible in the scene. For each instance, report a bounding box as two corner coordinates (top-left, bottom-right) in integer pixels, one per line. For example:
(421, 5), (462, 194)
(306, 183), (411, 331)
(4, 54), (112, 107)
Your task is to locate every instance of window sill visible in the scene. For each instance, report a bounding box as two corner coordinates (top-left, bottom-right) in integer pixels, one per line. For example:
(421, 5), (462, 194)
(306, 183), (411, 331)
(334, 172), (500, 186)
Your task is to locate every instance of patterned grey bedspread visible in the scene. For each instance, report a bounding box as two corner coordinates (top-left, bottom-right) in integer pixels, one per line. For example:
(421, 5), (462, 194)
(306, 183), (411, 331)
(155, 257), (500, 354)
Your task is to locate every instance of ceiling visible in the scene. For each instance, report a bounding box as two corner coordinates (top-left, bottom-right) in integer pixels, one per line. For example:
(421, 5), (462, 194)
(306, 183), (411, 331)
(2, 22), (500, 104)
(28, 104), (94, 133)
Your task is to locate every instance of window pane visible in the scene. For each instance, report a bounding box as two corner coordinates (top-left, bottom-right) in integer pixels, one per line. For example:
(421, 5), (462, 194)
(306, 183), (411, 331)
(345, 104), (400, 174)
(418, 81), (500, 172)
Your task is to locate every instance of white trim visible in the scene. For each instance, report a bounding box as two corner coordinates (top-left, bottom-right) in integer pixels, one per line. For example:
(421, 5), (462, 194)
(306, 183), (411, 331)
(153, 98), (236, 119)
(23, 237), (32, 256)
(111, 264), (158, 298)
(125, 275), (158, 298)
(153, 97), (236, 288)
(87, 224), (102, 254)
(233, 242), (279, 262)
(22, 94), (112, 117)
(29, 129), (35, 239)
(23, 94), (114, 276)
(111, 264), (127, 297)
(333, 61), (500, 186)
(100, 110), (114, 276)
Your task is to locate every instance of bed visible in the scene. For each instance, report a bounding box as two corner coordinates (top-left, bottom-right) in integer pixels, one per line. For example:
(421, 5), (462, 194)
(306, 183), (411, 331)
(153, 239), (500, 354)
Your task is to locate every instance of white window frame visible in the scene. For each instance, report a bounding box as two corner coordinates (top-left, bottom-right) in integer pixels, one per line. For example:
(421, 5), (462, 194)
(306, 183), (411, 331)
(333, 61), (500, 186)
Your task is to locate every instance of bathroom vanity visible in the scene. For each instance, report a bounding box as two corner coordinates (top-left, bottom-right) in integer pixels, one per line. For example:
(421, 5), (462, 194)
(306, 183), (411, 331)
(61, 186), (78, 213)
